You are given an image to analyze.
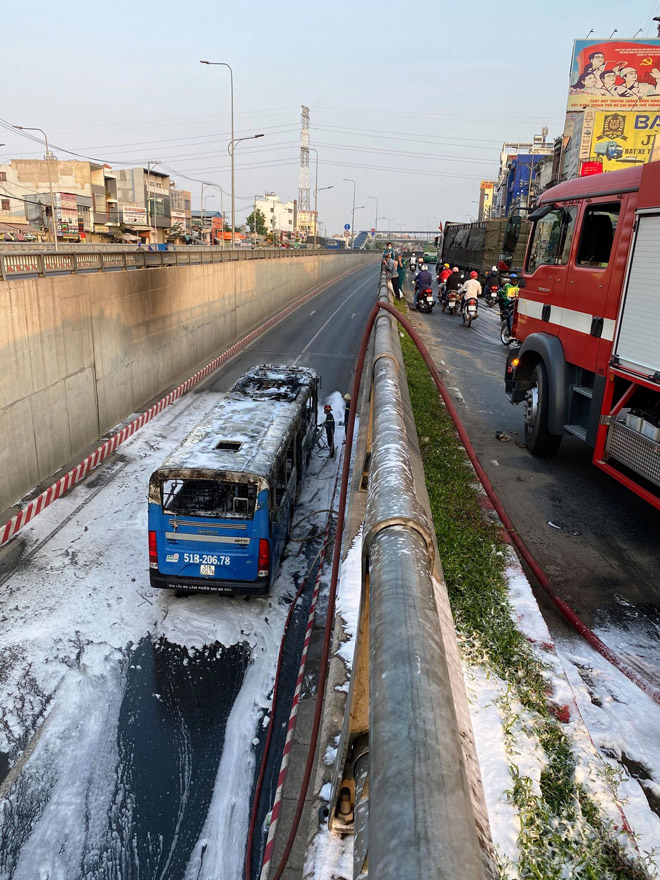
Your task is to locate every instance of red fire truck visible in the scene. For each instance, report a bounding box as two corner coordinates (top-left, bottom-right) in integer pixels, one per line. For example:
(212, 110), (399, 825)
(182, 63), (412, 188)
(505, 162), (660, 510)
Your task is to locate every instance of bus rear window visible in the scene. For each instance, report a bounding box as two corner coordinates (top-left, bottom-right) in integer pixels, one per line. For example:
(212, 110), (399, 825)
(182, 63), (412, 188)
(161, 479), (257, 518)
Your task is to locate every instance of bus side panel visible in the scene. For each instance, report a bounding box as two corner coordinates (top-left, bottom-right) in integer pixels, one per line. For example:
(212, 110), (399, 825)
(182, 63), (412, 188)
(268, 475), (296, 584)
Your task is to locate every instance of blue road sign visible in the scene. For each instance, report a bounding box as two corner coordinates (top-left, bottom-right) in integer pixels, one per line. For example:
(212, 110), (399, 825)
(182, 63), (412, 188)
(344, 223), (351, 230)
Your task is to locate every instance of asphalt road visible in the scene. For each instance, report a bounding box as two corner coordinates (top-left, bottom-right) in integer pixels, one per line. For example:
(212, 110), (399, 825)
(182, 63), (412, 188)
(403, 274), (660, 683)
(200, 260), (379, 397)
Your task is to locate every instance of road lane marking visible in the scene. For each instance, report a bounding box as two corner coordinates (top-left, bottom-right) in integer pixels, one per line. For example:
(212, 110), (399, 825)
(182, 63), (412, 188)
(294, 274), (375, 364)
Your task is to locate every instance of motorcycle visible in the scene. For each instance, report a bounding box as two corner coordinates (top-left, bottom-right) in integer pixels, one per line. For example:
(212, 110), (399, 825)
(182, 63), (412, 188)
(442, 290), (459, 315)
(500, 299), (517, 345)
(462, 296), (479, 328)
(416, 287), (434, 314)
(486, 285), (499, 308)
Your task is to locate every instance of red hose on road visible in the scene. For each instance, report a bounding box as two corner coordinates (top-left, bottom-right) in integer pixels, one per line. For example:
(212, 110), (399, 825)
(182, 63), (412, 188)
(265, 295), (660, 879)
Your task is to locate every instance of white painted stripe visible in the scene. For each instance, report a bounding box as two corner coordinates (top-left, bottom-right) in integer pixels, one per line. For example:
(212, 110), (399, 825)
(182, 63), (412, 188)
(518, 297), (615, 342)
(164, 532), (249, 544)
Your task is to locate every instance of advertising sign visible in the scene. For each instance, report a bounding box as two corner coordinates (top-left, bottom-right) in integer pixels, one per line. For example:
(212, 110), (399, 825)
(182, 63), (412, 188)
(123, 205), (147, 224)
(568, 38), (660, 111)
(56, 192), (79, 235)
(170, 211), (187, 229)
(587, 110), (660, 171)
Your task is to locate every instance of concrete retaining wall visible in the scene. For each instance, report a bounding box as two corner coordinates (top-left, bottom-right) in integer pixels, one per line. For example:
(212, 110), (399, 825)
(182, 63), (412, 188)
(0, 254), (373, 513)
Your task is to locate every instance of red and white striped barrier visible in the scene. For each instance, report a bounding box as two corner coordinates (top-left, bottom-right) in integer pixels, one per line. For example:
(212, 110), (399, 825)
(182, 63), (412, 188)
(258, 459), (343, 880)
(1, 262), (372, 548)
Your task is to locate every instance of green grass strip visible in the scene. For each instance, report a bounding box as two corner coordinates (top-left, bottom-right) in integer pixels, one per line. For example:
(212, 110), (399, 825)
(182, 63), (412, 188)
(393, 297), (652, 880)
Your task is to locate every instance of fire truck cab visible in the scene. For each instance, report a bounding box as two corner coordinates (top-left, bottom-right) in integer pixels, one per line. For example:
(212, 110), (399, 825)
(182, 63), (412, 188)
(505, 162), (660, 510)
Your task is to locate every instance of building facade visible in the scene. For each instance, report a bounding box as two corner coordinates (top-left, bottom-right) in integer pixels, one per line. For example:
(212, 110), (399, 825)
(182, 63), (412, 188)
(0, 158), (120, 242)
(255, 193), (296, 241)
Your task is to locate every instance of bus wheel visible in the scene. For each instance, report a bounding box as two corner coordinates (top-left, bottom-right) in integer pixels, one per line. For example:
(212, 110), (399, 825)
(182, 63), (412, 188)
(524, 363), (562, 456)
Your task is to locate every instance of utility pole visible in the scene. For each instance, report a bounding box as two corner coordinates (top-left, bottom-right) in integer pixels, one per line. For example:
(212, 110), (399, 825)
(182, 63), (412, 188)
(146, 160), (160, 245)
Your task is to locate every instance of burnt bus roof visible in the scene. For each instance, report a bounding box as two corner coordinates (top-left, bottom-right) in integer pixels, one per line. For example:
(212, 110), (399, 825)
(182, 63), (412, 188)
(231, 364), (318, 401)
(153, 365), (318, 482)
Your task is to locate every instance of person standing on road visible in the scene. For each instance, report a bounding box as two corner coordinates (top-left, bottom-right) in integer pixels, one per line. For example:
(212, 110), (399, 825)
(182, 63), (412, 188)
(396, 253), (406, 299)
(323, 404), (335, 458)
(385, 254), (400, 299)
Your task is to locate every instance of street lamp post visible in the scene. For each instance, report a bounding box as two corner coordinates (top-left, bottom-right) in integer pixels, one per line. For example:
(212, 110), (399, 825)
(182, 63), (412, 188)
(343, 178), (356, 248)
(312, 186), (333, 246)
(13, 125), (58, 251)
(368, 196), (378, 234)
(227, 134), (264, 246)
(309, 147), (320, 245)
(200, 61), (235, 246)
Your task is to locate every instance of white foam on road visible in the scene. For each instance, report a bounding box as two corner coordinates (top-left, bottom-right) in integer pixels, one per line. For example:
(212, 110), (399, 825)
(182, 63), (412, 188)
(0, 384), (346, 879)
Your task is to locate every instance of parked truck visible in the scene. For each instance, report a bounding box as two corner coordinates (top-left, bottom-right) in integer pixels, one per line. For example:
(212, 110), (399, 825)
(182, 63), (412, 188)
(505, 162), (660, 511)
(441, 212), (529, 275)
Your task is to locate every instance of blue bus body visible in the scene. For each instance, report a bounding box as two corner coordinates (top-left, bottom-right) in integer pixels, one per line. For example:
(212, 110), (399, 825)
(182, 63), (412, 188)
(148, 365), (319, 595)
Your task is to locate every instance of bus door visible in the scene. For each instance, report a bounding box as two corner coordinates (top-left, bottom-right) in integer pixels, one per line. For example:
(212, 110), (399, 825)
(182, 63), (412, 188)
(156, 474), (268, 585)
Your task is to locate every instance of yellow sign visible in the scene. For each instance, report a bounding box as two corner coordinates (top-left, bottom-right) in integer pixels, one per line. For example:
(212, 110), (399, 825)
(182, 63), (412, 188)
(587, 110), (660, 171)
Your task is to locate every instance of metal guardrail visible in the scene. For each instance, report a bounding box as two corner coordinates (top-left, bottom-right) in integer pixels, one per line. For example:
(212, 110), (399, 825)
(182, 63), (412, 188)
(328, 269), (488, 879)
(0, 246), (359, 280)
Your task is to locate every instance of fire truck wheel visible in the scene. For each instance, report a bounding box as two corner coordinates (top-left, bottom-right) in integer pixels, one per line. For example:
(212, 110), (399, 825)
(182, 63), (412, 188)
(524, 362), (562, 456)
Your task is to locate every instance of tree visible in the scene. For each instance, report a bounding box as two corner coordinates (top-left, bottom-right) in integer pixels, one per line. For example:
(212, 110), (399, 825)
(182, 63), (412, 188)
(245, 208), (267, 236)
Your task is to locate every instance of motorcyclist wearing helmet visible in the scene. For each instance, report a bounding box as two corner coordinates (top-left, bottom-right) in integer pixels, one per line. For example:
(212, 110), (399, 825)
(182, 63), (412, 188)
(459, 270), (482, 312)
(498, 273), (520, 316)
(409, 253), (418, 272)
(484, 265), (500, 292)
(441, 266), (463, 304)
(499, 273), (520, 301)
(413, 263), (434, 307)
(437, 262), (452, 285)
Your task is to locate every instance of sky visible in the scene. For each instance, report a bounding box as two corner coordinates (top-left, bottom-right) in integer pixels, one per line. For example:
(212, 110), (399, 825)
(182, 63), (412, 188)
(2, 0), (659, 237)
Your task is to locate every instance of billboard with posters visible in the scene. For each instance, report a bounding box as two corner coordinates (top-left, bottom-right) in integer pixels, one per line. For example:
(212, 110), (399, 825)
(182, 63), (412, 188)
(587, 110), (660, 171)
(568, 38), (660, 111)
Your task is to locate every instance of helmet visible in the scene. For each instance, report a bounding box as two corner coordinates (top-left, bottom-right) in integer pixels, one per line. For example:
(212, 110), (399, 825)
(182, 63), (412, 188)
(491, 266), (497, 272)
(444, 263), (449, 268)
(422, 264), (428, 271)
(452, 266), (459, 273)
(470, 271), (478, 279)
(509, 272), (518, 280)
(343, 393), (351, 401)
(323, 404), (332, 412)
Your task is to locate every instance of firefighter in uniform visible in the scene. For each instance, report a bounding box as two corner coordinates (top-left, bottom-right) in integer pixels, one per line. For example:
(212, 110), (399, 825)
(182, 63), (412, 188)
(323, 404), (335, 458)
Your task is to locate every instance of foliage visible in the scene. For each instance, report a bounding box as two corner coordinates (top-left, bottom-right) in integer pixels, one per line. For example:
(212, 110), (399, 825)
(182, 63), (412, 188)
(245, 208), (267, 235)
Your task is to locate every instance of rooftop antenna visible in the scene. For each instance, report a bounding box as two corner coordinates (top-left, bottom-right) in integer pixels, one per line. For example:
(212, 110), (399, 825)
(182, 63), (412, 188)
(633, 28), (643, 37)
(585, 28), (594, 39)
(609, 28), (618, 38)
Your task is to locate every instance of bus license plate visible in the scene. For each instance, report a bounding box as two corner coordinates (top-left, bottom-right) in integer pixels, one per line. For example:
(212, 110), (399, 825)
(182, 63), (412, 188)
(200, 564), (215, 576)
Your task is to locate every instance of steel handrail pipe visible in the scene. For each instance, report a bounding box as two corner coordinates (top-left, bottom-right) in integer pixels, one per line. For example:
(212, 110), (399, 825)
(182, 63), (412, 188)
(368, 527), (484, 879)
(329, 266), (486, 879)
